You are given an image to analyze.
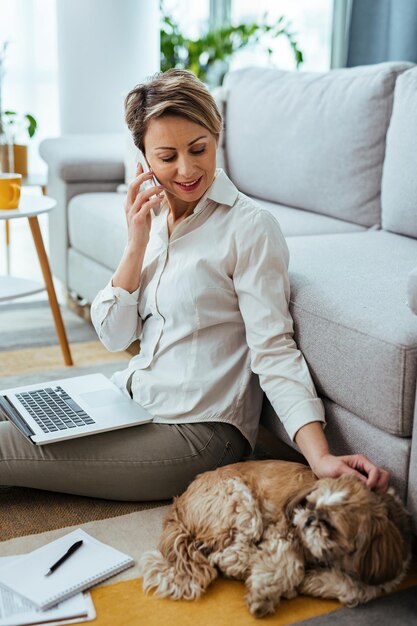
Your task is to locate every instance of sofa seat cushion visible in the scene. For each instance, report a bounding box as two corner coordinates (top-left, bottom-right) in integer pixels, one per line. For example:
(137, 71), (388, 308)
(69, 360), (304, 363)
(68, 192), (127, 271)
(254, 197), (367, 236)
(68, 248), (114, 304)
(286, 230), (417, 437)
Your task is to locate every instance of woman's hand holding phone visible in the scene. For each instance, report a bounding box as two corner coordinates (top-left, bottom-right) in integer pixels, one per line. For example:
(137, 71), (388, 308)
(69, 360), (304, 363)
(112, 163), (164, 293)
(124, 162), (164, 253)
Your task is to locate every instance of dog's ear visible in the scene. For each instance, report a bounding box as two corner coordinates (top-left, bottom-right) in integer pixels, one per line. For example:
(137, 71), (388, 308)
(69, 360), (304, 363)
(383, 489), (413, 539)
(284, 485), (314, 523)
(353, 515), (409, 585)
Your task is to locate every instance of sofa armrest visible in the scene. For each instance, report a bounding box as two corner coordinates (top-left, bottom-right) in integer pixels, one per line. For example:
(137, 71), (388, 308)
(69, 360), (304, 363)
(39, 134), (125, 289)
(407, 267), (417, 315)
(40, 134), (125, 183)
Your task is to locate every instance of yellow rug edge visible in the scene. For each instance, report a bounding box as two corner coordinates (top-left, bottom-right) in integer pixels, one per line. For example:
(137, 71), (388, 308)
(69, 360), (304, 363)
(89, 570), (417, 626)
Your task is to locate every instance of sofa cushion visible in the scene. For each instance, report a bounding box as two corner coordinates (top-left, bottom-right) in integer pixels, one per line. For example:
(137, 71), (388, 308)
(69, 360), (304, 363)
(381, 67), (417, 238)
(254, 198), (367, 236)
(68, 193), (126, 271)
(286, 230), (417, 437)
(408, 267), (417, 315)
(223, 62), (413, 227)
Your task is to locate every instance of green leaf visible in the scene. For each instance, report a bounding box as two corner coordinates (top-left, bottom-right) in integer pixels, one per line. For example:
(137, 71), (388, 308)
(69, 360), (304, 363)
(159, 2), (304, 84)
(26, 114), (37, 138)
(2, 110), (38, 139)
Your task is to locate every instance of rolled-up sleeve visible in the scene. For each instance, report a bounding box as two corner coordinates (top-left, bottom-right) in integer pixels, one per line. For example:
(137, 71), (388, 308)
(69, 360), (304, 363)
(233, 208), (326, 441)
(90, 280), (142, 352)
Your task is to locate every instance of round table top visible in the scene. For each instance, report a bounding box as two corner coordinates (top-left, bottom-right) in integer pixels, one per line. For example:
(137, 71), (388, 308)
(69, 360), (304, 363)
(0, 194), (56, 219)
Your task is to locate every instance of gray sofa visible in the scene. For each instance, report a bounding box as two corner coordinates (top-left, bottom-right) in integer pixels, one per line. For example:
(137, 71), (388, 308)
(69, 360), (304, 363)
(40, 62), (417, 530)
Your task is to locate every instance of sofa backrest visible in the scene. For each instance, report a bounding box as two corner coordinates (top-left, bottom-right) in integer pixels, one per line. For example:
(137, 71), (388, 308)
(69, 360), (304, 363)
(223, 62), (413, 227)
(381, 67), (417, 239)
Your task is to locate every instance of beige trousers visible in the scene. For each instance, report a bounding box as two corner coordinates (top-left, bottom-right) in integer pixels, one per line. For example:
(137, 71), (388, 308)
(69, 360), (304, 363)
(0, 419), (247, 500)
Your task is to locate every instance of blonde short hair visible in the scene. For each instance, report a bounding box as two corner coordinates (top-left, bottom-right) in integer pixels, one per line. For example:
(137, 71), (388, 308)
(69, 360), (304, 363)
(124, 69), (223, 154)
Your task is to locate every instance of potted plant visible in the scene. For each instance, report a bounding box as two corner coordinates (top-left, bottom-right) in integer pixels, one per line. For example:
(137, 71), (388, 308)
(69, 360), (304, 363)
(0, 40), (38, 176)
(0, 110), (38, 176)
(160, 4), (303, 87)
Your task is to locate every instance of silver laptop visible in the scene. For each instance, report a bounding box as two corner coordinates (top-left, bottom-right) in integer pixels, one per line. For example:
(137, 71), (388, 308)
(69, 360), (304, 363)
(0, 373), (153, 445)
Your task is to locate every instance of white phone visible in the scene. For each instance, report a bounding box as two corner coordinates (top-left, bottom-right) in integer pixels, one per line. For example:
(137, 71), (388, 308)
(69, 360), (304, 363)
(142, 159), (163, 216)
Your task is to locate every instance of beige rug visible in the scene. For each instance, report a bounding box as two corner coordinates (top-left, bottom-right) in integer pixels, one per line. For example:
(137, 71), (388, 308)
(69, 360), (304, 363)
(1, 509), (416, 626)
(0, 507), (170, 582)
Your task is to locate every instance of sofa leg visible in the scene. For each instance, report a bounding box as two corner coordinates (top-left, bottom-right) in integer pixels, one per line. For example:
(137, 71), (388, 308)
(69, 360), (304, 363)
(68, 291), (92, 323)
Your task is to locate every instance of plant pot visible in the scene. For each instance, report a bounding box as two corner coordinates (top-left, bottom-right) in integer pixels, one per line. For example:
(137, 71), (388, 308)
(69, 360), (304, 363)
(0, 143), (28, 177)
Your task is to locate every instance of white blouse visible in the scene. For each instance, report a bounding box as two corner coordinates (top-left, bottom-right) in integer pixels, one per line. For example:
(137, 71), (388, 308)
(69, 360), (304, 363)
(90, 169), (325, 449)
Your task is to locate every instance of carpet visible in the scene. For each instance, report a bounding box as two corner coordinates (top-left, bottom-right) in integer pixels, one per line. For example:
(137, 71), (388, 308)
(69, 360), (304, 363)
(0, 300), (130, 381)
(0, 300), (98, 350)
(0, 300), (167, 539)
(90, 576), (417, 626)
(0, 487), (168, 541)
(1, 509), (416, 626)
(1, 300), (417, 624)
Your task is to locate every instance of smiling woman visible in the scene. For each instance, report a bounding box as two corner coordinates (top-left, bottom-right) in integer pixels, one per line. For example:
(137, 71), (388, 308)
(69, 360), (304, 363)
(0, 69), (389, 502)
(144, 117), (217, 221)
(124, 69), (222, 226)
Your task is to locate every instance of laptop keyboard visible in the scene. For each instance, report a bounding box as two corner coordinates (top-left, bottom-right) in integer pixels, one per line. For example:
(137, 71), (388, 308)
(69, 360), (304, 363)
(16, 386), (95, 434)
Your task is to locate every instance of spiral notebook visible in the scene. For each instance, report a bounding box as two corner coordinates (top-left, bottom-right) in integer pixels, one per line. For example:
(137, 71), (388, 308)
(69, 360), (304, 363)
(0, 529), (134, 611)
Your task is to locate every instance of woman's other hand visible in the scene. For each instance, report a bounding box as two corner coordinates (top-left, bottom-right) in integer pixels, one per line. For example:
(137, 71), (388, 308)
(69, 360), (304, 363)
(125, 162), (164, 252)
(294, 421), (390, 493)
(312, 452), (390, 493)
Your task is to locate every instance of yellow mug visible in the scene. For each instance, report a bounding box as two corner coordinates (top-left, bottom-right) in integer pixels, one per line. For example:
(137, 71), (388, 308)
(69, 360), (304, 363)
(0, 173), (22, 210)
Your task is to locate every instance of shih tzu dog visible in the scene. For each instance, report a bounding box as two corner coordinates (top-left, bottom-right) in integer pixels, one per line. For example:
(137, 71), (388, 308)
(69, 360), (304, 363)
(139, 460), (412, 618)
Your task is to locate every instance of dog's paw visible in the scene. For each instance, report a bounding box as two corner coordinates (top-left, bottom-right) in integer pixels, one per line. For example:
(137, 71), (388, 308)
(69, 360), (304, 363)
(282, 588), (298, 600)
(139, 549), (215, 600)
(139, 550), (176, 596)
(246, 594), (277, 619)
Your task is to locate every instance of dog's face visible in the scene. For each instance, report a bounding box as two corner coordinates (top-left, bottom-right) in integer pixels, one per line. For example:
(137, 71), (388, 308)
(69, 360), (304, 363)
(285, 475), (411, 585)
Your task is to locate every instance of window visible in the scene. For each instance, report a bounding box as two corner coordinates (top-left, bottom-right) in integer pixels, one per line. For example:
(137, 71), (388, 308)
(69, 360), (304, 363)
(230, 0), (333, 71)
(0, 0), (59, 175)
(162, 0), (210, 38)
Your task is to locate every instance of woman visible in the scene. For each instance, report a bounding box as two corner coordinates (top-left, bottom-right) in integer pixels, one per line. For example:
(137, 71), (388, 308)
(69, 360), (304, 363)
(0, 70), (389, 500)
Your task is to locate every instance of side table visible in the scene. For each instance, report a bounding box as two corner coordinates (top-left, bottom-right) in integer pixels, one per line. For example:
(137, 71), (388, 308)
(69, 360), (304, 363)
(0, 195), (73, 366)
(4, 174), (48, 274)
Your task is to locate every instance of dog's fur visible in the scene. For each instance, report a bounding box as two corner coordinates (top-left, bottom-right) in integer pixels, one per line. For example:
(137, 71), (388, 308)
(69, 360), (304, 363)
(139, 460), (412, 617)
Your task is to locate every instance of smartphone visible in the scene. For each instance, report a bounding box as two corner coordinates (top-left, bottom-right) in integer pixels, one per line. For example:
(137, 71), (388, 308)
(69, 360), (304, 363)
(141, 159), (163, 216)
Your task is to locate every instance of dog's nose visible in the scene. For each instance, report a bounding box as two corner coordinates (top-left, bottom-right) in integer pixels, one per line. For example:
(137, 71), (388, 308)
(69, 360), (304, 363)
(305, 515), (315, 527)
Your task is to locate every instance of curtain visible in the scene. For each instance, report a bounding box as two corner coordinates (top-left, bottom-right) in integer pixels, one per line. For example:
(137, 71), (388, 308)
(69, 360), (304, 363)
(347, 0), (417, 66)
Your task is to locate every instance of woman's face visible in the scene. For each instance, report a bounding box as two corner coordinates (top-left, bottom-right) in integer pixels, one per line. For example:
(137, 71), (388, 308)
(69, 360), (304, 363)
(143, 115), (218, 209)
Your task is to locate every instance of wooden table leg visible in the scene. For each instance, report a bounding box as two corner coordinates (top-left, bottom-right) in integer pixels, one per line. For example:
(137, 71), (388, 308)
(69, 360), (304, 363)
(28, 215), (73, 366)
(5, 220), (11, 274)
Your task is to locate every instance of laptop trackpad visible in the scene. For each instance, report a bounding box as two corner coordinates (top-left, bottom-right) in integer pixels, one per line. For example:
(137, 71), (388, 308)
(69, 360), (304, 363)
(79, 389), (127, 408)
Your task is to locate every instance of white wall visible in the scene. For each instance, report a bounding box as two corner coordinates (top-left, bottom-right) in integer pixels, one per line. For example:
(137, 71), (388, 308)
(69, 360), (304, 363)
(56, 0), (160, 134)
